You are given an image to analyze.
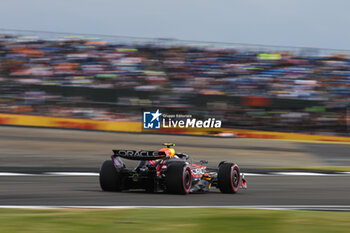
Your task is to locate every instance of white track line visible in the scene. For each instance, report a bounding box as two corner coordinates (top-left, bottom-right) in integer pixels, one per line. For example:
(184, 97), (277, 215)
(45, 172), (99, 176)
(244, 173), (270, 176)
(0, 205), (350, 210)
(0, 172), (39, 176)
(272, 172), (327, 176)
(0, 172), (349, 176)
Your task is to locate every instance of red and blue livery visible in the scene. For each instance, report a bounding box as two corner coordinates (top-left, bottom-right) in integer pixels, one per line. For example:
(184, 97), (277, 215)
(99, 143), (247, 194)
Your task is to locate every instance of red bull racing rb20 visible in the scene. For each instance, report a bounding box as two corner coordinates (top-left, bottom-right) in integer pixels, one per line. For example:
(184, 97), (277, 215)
(99, 143), (247, 194)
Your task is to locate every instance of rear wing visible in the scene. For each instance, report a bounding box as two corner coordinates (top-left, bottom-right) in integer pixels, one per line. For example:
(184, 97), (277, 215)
(113, 150), (166, 160)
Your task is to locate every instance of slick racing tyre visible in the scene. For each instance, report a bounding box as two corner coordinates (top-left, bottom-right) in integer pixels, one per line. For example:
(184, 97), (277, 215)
(99, 160), (122, 191)
(218, 162), (241, 193)
(166, 163), (192, 194)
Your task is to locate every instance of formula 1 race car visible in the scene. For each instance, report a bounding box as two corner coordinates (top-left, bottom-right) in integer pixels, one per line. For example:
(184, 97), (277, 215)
(99, 143), (247, 194)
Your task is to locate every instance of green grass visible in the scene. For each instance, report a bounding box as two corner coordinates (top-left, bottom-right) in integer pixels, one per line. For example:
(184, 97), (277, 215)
(265, 166), (350, 172)
(0, 208), (350, 233)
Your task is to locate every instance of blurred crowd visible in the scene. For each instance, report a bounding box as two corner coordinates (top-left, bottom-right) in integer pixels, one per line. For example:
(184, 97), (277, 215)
(0, 34), (349, 135)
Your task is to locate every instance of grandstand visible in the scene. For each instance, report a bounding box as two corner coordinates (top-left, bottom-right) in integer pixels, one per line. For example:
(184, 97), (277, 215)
(0, 29), (349, 135)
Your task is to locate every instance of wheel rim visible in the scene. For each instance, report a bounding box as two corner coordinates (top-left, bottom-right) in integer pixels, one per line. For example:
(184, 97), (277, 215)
(232, 169), (239, 188)
(184, 169), (191, 189)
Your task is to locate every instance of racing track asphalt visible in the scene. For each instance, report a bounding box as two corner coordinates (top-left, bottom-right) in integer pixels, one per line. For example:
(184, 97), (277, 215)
(0, 175), (349, 206)
(0, 126), (349, 207)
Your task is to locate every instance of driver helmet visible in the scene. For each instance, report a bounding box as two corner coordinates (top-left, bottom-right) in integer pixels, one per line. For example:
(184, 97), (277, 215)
(159, 147), (175, 158)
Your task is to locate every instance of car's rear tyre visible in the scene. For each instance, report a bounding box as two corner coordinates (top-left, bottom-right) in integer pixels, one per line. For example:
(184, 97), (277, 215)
(166, 163), (192, 194)
(218, 162), (241, 193)
(99, 160), (121, 191)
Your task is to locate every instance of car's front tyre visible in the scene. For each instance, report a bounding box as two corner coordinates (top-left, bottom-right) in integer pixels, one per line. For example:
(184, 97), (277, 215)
(218, 162), (241, 193)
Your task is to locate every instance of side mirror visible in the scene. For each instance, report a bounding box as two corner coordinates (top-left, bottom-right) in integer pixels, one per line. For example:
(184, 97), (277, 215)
(176, 153), (189, 160)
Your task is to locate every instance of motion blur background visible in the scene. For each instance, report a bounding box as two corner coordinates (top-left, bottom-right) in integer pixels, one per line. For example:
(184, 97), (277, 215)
(1, 4), (350, 231)
(0, 29), (349, 135)
(1, 0), (350, 136)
